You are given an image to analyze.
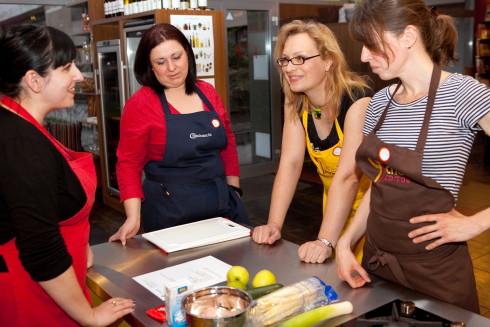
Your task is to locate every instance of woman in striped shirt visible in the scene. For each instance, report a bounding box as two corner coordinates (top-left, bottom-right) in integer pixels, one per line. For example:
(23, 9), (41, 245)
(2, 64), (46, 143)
(335, 0), (490, 312)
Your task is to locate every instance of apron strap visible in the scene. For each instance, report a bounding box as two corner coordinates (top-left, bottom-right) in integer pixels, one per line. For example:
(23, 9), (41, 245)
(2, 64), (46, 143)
(371, 65), (441, 154)
(372, 82), (402, 133)
(415, 65), (441, 153)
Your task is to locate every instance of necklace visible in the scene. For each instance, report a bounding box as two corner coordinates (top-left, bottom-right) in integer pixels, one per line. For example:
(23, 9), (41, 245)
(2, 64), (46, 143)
(307, 99), (327, 119)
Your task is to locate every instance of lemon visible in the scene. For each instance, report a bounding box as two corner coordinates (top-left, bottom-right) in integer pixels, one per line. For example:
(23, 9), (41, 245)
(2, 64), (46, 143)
(226, 266), (250, 285)
(227, 280), (247, 290)
(252, 269), (276, 288)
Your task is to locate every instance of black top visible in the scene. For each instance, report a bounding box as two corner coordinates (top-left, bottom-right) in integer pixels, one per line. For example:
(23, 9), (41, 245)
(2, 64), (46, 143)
(305, 88), (374, 151)
(0, 107), (86, 281)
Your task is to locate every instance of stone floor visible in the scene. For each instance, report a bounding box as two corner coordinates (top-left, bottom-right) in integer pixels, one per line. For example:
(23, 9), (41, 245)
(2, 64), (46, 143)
(88, 162), (490, 318)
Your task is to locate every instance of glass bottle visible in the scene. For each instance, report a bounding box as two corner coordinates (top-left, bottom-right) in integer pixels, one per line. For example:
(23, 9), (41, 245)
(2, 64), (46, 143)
(123, 0), (130, 15)
(117, 0), (124, 16)
(180, 0), (189, 10)
(197, 0), (207, 10)
(104, 0), (109, 18)
(162, 0), (171, 9)
(171, 0), (180, 9)
(190, 0), (197, 9)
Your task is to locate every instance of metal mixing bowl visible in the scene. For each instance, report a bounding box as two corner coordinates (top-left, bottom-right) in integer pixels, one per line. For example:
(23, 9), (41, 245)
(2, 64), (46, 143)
(182, 286), (253, 327)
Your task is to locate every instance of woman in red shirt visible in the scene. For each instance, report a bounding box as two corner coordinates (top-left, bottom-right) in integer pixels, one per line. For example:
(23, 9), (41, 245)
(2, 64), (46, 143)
(110, 24), (249, 245)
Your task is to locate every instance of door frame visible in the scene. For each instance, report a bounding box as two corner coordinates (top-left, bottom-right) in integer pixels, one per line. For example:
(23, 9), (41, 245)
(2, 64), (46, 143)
(209, 0), (282, 179)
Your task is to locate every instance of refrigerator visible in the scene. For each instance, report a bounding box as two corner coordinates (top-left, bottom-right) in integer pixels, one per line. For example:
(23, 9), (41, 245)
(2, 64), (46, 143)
(124, 20), (154, 99)
(96, 39), (125, 197)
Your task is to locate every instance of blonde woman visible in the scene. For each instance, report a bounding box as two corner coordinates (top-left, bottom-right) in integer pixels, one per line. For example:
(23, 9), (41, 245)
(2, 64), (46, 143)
(252, 20), (372, 263)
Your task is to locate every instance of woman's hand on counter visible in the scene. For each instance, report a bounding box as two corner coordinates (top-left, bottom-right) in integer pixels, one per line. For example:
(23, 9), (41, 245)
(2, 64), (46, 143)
(252, 223), (281, 244)
(91, 297), (136, 327)
(409, 208), (487, 250)
(109, 217), (140, 246)
(110, 198), (142, 246)
(336, 239), (371, 288)
(40, 267), (135, 327)
(297, 240), (332, 263)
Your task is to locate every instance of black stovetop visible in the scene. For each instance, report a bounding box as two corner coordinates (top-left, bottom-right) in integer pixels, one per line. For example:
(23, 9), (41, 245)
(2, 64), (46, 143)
(339, 299), (463, 327)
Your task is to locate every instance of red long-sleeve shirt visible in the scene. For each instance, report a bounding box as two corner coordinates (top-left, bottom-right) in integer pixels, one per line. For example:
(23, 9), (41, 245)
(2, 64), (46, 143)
(116, 80), (240, 202)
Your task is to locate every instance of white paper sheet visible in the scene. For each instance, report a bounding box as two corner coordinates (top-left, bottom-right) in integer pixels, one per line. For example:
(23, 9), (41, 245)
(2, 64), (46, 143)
(132, 256), (231, 301)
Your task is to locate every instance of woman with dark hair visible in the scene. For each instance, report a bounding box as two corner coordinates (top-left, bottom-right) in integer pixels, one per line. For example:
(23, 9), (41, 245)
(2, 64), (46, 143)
(0, 24), (135, 326)
(335, 0), (490, 313)
(110, 23), (248, 244)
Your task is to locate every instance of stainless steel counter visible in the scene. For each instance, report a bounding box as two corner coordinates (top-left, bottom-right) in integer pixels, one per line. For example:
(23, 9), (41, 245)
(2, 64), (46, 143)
(87, 236), (489, 326)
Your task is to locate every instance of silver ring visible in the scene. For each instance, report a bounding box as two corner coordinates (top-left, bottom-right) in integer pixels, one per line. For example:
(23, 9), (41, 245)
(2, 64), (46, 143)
(112, 300), (117, 306)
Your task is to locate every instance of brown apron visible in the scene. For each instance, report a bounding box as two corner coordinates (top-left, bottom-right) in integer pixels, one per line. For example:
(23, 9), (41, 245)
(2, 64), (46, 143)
(356, 66), (479, 313)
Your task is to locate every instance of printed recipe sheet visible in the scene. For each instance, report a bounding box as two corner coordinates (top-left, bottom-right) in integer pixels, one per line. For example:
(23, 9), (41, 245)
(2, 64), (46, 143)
(133, 256), (231, 300)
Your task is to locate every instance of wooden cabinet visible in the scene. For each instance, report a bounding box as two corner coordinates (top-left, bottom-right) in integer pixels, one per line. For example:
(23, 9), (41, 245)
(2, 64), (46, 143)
(87, 2), (227, 212)
(476, 21), (490, 86)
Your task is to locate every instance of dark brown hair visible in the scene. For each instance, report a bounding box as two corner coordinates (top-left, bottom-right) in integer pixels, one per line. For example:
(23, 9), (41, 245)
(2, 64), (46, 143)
(134, 23), (196, 94)
(0, 24), (76, 98)
(350, 0), (457, 66)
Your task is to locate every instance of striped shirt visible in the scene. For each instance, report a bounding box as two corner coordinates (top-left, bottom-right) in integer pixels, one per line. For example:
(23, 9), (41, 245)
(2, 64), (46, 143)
(363, 73), (490, 201)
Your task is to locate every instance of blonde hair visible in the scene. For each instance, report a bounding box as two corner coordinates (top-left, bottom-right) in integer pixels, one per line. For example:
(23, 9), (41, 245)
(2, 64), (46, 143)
(274, 20), (369, 120)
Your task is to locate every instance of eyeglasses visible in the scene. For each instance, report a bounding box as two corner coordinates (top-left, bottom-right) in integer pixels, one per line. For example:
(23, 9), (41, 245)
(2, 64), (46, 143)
(276, 54), (321, 67)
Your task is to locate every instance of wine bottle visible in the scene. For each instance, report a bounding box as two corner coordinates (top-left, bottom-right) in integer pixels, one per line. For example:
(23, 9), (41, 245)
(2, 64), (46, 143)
(197, 0), (207, 10)
(104, 0), (109, 18)
(180, 0), (189, 10)
(171, 0), (180, 9)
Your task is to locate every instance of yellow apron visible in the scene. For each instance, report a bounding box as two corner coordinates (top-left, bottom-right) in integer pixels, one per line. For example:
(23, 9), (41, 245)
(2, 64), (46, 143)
(302, 110), (369, 262)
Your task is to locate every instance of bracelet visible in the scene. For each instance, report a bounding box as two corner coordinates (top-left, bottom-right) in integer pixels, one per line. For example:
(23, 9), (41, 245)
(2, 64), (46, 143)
(317, 237), (334, 250)
(230, 185), (243, 197)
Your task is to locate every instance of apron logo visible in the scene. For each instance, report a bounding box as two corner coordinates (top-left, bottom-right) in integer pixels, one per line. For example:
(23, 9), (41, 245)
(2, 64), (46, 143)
(378, 147), (390, 162)
(211, 119), (220, 128)
(333, 146), (341, 156)
(368, 158), (410, 184)
(190, 132), (212, 139)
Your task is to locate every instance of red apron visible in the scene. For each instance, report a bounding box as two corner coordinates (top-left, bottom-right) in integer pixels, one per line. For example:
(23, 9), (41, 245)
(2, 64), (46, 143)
(0, 97), (96, 326)
(356, 66), (479, 313)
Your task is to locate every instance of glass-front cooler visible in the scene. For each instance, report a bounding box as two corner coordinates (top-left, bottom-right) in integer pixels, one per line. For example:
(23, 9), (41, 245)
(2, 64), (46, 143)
(124, 21), (154, 99)
(96, 39), (125, 197)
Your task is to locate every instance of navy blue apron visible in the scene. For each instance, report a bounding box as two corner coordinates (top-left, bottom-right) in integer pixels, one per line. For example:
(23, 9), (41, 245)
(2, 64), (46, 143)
(141, 86), (249, 231)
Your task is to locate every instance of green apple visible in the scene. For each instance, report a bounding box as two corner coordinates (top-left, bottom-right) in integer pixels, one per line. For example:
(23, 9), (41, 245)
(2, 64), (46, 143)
(226, 266), (250, 285)
(227, 280), (247, 290)
(252, 269), (276, 288)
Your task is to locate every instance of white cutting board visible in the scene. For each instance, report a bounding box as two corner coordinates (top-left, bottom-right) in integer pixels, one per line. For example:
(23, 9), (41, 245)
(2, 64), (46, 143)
(142, 217), (251, 253)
